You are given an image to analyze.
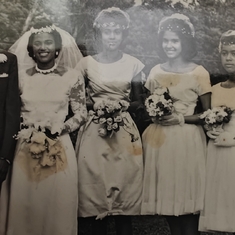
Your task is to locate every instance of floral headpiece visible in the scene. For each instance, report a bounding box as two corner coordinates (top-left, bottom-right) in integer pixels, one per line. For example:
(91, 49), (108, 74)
(30, 24), (57, 34)
(93, 7), (130, 30)
(219, 30), (235, 52)
(158, 13), (195, 37)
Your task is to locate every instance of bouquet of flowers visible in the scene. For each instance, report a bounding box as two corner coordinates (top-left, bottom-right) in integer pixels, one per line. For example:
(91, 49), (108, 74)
(199, 106), (233, 132)
(14, 110), (65, 167)
(145, 87), (174, 119)
(89, 99), (130, 138)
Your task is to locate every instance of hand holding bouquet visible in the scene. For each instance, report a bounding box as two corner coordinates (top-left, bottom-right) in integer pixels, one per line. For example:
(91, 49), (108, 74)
(89, 99), (130, 138)
(14, 110), (65, 167)
(145, 87), (174, 120)
(199, 106), (233, 139)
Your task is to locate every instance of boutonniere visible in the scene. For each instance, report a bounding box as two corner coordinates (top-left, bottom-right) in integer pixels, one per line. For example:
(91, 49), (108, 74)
(0, 54), (7, 63)
(0, 73), (8, 77)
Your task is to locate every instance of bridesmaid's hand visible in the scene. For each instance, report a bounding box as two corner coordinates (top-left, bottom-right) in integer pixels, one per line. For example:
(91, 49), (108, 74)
(206, 130), (220, 140)
(214, 131), (235, 147)
(158, 113), (184, 126)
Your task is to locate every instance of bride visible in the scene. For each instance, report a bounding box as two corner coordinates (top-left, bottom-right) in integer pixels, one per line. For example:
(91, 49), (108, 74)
(0, 19), (87, 235)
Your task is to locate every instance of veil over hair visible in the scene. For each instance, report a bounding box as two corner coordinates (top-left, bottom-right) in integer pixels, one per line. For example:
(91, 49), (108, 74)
(9, 21), (83, 72)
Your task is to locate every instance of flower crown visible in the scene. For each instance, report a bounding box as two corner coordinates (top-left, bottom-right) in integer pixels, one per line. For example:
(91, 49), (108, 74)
(30, 25), (57, 34)
(219, 30), (235, 52)
(93, 7), (130, 30)
(158, 13), (195, 37)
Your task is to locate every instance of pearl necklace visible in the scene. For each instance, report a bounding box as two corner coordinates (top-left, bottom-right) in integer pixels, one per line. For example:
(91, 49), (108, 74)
(35, 63), (57, 74)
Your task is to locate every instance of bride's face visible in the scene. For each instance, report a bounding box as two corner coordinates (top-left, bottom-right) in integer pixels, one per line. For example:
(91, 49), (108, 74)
(32, 33), (56, 68)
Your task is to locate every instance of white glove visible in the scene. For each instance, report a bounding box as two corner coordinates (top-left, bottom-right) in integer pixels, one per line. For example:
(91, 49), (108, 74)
(206, 130), (221, 139)
(214, 131), (235, 147)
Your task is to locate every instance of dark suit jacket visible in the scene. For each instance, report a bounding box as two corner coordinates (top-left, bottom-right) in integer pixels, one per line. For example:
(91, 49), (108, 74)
(0, 50), (20, 163)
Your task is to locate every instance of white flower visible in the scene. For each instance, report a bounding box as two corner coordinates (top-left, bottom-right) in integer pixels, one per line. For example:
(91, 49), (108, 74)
(0, 54), (7, 63)
(15, 127), (35, 141)
(199, 109), (212, 119)
(153, 87), (168, 96)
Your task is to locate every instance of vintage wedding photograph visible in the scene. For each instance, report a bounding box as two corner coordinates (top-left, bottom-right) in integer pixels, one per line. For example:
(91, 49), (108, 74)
(0, 0), (235, 234)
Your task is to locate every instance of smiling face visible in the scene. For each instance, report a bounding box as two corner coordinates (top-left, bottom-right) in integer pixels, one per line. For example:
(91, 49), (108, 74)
(221, 44), (235, 74)
(162, 31), (182, 60)
(100, 25), (123, 51)
(32, 33), (56, 69)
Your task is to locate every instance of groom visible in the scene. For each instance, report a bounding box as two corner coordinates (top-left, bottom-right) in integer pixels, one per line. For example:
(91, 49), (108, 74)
(0, 50), (20, 190)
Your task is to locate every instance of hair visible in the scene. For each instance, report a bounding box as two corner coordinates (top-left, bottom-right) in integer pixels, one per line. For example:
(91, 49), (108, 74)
(93, 8), (130, 51)
(157, 17), (197, 61)
(27, 19), (62, 62)
(219, 30), (235, 53)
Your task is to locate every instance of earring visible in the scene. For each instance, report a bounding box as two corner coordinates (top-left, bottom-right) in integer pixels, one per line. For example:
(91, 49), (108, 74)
(55, 51), (59, 56)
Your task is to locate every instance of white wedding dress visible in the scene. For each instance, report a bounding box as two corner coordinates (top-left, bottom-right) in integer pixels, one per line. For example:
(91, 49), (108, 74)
(0, 66), (86, 235)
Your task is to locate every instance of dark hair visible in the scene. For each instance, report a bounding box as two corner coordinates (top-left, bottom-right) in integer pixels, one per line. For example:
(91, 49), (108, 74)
(93, 8), (130, 52)
(93, 27), (129, 52)
(157, 18), (197, 61)
(27, 20), (62, 62)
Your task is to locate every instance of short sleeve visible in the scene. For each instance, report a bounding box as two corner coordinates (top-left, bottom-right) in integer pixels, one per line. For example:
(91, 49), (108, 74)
(144, 65), (161, 94)
(75, 57), (87, 77)
(195, 66), (212, 96)
(132, 58), (145, 78)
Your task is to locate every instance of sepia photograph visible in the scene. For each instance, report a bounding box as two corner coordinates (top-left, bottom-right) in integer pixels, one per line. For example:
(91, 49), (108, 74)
(0, 0), (235, 235)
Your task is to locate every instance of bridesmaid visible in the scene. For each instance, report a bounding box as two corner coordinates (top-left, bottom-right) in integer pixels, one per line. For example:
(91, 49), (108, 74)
(76, 7), (144, 235)
(199, 30), (235, 233)
(141, 14), (211, 235)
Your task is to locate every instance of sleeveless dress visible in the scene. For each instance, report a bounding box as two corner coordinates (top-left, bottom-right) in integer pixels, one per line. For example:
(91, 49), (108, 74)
(199, 83), (235, 232)
(0, 67), (87, 235)
(76, 54), (144, 218)
(141, 64), (211, 216)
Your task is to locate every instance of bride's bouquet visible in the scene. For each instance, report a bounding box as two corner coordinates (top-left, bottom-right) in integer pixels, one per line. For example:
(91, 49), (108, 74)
(145, 87), (174, 119)
(89, 99), (130, 138)
(199, 106), (233, 133)
(14, 110), (65, 167)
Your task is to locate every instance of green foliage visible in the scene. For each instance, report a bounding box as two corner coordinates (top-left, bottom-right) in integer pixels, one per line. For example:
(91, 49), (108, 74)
(1, 0), (235, 84)
(0, 1), (30, 49)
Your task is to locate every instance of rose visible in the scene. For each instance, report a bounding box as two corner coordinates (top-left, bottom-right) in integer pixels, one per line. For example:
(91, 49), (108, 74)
(97, 109), (105, 117)
(29, 143), (46, 159)
(31, 131), (47, 144)
(15, 127), (35, 142)
(106, 118), (113, 125)
(105, 104), (115, 113)
(98, 128), (107, 137)
(99, 117), (107, 124)
(107, 125), (112, 131)
(216, 114), (224, 123)
(112, 123), (119, 130)
(114, 115), (122, 123)
(89, 110), (95, 116)
(40, 152), (56, 167)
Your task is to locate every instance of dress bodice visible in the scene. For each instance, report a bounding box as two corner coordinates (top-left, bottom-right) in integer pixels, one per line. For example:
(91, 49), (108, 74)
(19, 67), (87, 132)
(145, 64), (211, 116)
(76, 54), (144, 103)
(212, 83), (235, 134)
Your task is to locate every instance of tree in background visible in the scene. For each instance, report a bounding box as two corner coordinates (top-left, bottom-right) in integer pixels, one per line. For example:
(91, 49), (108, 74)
(0, 1), (31, 49)
(1, 0), (235, 83)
